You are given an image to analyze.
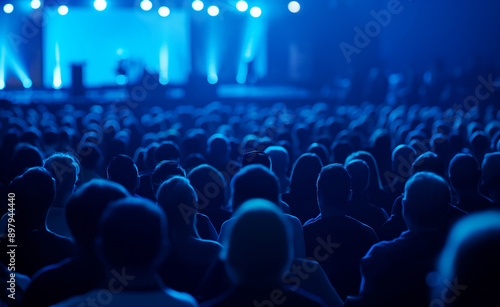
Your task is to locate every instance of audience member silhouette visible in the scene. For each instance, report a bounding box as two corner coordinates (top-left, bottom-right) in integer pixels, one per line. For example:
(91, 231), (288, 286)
(22, 179), (129, 307)
(8, 143), (43, 184)
(241, 151), (271, 169)
(53, 197), (198, 307)
(156, 176), (222, 295)
(265, 146), (291, 193)
(76, 142), (103, 185)
(303, 163), (378, 299)
(107, 154), (140, 195)
(481, 152), (500, 205)
(202, 199), (326, 307)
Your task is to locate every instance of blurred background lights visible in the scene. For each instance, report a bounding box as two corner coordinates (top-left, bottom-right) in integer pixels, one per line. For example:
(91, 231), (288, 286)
(3, 3), (13, 13)
(58, 5), (68, 15)
(250, 6), (261, 17)
(94, 0), (107, 11)
(207, 5), (219, 16)
(192, 0), (204, 11)
(140, 0), (152, 11)
(31, 0), (41, 9)
(236, 1), (248, 12)
(288, 1), (300, 13)
(158, 6), (170, 17)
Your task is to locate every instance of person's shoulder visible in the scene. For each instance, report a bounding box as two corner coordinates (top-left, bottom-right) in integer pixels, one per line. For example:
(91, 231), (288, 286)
(165, 288), (199, 306)
(50, 290), (99, 307)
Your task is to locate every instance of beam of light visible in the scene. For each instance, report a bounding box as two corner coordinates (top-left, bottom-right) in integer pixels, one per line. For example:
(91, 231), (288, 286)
(250, 7), (261, 17)
(237, 17), (267, 84)
(58, 5), (68, 15)
(10, 59), (32, 89)
(192, 0), (203, 11)
(3, 4), (14, 13)
(140, 0), (152, 11)
(53, 42), (62, 89)
(207, 73), (218, 84)
(207, 5), (219, 16)
(94, 0), (107, 11)
(0, 46), (5, 90)
(206, 23), (218, 85)
(236, 1), (248, 12)
(158, 6), (170, 17)
(288, 1), (300, 13)
(159, 43), (169, 85)
(31, 0), (41, 10)
(115, 74), (128, 85)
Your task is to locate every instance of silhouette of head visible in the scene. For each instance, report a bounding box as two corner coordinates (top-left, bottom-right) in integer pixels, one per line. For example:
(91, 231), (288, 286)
(317, 164), (352, 214)
(264, 146), (289, 176)
(345, 151), (383, 190)
(289, 153), (323, 195)
(154, 141), (180, 163)
(9, 167), (55, 228)
(345, 159), (370, 194)
(44, 153), (80, 205)
(411, 152), (445, 177)
(207, 134), (230, 157)
(107, 154), (139, 194)
(221, 199), (292, 287)
(448, 153), (481, 192)
(435, 211), (500, 307)
(241, 151), (271, 169)
(96, 197), (168, 273)
(482, 152), (500, 202)
(66, 179), (129, 252)
(392, 144), (417, 179)
(187, 164), (226, 212)
(307, 143), (329, 166)
(9, 143), (44, 182)
(157, 176), (198, 236)
(77, 143), (103, 172)
(151, 160), (186, 197)
(402, 172), (450, 230)
(230, 165), (280, 212)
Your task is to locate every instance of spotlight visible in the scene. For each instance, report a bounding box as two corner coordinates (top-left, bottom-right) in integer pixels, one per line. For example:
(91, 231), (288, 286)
(192, 0), (203, 11)
(207, 5), (219, 16)
(3, 4), (13, 13)
(207, 73), (218, 84)
(58, 5), (68, 15)
(288, 1), (300, 13)
(250, 6), (261, 17)
(140, 0), (152, 11)
(158, 6), (170, 17)
(22, 79), (33, 89)
(0, 80), (4, 90)
(31, 0), (41, 9)
(94, 0), (107, 11)
(236, 1), (248, 12)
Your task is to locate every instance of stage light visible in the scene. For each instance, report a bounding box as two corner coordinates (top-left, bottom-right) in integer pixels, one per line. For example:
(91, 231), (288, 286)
(250, 6), (261, 17)
(158, 6), (170, 17)
(288, 1), (300, 13)
(94, 0), (107, 11)
(207, 73), (218, 84)
(0, 80), (4, 90)
(22, 79), (32, 89)
(31, 0), (41, 9)
(115, 74), (128, 85)
(58, 5), (68, 15)
(3, 4), (13, 13)
(236, 1), (248, 12)
(207, 5), (219, 16)
(140, 0), (152, 11)
(192, 0), (203, 11)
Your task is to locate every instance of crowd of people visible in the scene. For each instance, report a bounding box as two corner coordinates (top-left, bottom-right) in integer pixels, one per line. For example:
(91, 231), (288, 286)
(0, 85), (499, 306)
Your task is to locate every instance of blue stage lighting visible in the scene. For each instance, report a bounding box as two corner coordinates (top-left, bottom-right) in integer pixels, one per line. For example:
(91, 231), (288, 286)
(3, 4), (14, 13)
(58, 5), (68, 15)
(0, 80), (4, 90)
(207, 73), (218, 84)
(94, 0), (107, 11)
(31, 0), (41, 9)
(140, 0), (152, 11)
(192, 0), (203, 11)
(158, 6), (170, 17)
(22, 79), (33, 89)
(236, 1), (248, 12)
(207, 5), (219, 16)
(250, 6), (261, 17)
(115, 74), (128, 85)
(288, 1), (300, 13)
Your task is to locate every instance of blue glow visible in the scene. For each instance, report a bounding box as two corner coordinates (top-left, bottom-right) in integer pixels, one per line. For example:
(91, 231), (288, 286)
(140, 0), (152, 11)
(10, 58), (32, 89)
(159, 44), (169, 85)
(31, 0), (41, 9)
(53, 42), (62, 89)
(0, 46), (4, 90)
(250, 7), (261, 18)
(236, 1), (248, 12)
(207, 5), (219, 16)
(22, 79), (32, 89)
(94, 0), (107, 11)
(192, 0), (203, 11)
(288, 1), (300, 13)
(158, 6), (170, 17)
(0, 80), (4, 90)
(3, 4), (13, 14)
(115, 74), (128, 85)
(207, 73), (218, 84)
(58, 5), (68, 15)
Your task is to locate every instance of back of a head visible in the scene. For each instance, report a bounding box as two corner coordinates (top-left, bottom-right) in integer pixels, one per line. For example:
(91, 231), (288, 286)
(392, 144), (417, 177)
(345, 150), (382, 190)
(222, 199), (292, 286)
(152, 160), (186, 197)
(157, 176), (198, 231)
(96, 197), (168, 272)
(481, 152), (500, 189)
(107, 154), (139, 194)
(208, 134), (230, 156)
(44, 153), (80, 188)
(9, 167), (55, 225)
(317, 164), (351, 211)
(411, 152), (445, 177)
(187, 164), (226, 210)
(241, 151), (271, 169)
(435, 211), (500, 307)
(77, 142), (103, 170)
(9, 143), (44, 182)
(154, 141), (180, 163)
(345, 159), (370, 193)
(230, 165), (280, 212)
(264, 146), (289, 175)
(66, 179), (129, 250)
(403, 172), (450, 230)
(448, 153), (480, 192)
(289, 153), (323, 195)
